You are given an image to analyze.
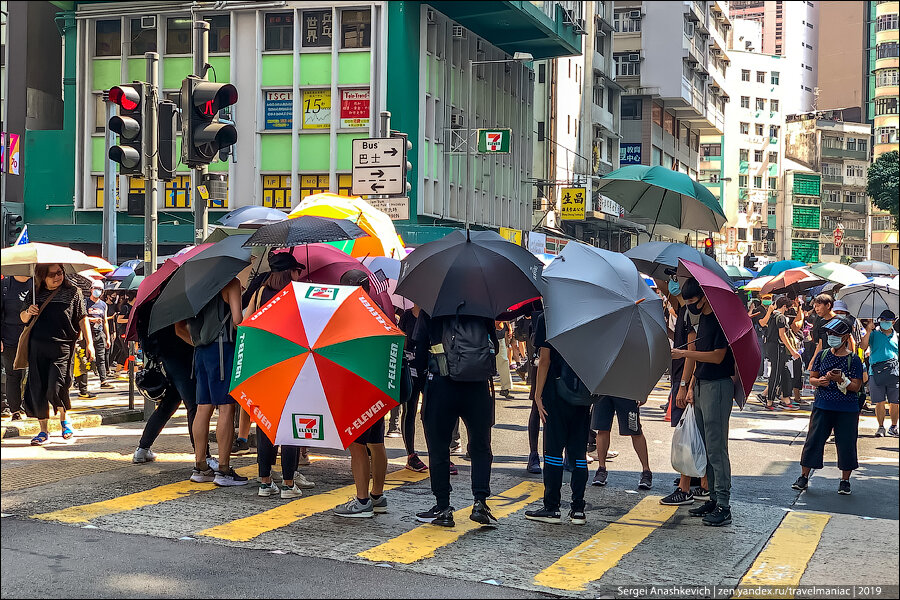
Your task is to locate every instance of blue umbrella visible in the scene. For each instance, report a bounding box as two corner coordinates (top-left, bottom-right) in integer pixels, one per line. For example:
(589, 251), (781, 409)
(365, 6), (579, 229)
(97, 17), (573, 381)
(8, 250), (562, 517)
(107, 259), (143, 281)
(218, 206), (289, 227)
(758, 259), (805, 277)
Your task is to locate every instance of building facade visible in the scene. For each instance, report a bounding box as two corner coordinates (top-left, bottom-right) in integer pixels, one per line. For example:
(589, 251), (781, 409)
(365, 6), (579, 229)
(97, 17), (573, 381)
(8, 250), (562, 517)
(870, 0), (899, 157)
(780, 165), (822, 264)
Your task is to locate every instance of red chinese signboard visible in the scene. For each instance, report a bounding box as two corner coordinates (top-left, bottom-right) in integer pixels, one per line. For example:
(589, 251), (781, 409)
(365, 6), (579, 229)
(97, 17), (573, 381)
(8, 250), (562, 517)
(340, 89), (370, 128)
(833, 225), (844, 249)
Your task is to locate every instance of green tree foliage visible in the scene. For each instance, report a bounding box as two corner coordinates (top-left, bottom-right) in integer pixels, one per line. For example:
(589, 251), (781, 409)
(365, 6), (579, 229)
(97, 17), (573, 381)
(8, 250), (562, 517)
(867, 150), (899, 228)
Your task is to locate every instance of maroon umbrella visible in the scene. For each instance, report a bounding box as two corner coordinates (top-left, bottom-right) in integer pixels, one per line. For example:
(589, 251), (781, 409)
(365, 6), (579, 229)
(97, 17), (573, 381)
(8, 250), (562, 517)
(677, 258), (760, 408)
(125, 244), (212, 341)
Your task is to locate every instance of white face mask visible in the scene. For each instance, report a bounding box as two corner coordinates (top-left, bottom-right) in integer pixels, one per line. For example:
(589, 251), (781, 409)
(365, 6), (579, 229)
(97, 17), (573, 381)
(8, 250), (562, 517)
(91, 289), (102, 299)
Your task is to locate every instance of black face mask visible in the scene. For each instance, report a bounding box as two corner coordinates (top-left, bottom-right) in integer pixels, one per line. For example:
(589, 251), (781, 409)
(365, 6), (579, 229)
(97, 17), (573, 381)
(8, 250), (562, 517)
(687, 301), (703, 315)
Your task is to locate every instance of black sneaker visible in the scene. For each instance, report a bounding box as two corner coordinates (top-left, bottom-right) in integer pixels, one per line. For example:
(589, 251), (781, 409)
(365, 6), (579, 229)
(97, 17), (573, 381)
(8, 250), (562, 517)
(568, 509), (586, 525)
(499, 389), (512, 398)
(524, 506), (561, 524)
(638, 470), (653, 490)
(416, 505), (455, 527)
(688, 500), (717, 517)
(692, 487), (710, 500)
(526, 451), (542, 475)
(231, 438), (250, 454)
(470, 500), (498, 527)
(213, 466), (249, 486)
(591, 467), (608, 486)
(702, 505), (732, 527)
(659, 488), (695, 506)
(792, 475), (809, 491)
(838, 479), (851, 495)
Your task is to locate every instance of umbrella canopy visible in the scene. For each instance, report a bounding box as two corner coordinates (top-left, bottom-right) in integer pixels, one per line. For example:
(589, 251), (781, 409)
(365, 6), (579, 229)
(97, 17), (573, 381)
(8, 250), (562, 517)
(724, 265), (756, 279)
(807, 281), (843, 298)
(149, 235), (252, 334)
(243, 215), (368, 248)
(203, 226), (246, 244)
(289, 193), (406, 258)
(361, 256), (411, 310)
(230, 281), (405, 449)
(77, 269), (105, 281)
(625, 241), (733, 287)
(759, 267), (825, 295)
(125, 244), (212, 341)
(758, 259), (805, 277)
(542, 243), (669, 401)
(807, 262), (870, 287)
(107, 259), (143, 281)
(677, 259), (761, 407)
(218, 205), (288, 227)
(2, 242), (113, 276)
(742, 275), (774, 291)
(836, 277), (900, 319)
(395, 229), (543, 319)
(596, 165), (727, 232)
(850, 260), (899, 278)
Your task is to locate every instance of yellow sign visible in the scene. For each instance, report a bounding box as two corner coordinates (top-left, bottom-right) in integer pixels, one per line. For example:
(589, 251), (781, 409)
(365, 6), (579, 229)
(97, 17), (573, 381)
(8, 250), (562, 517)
(197, 185), (210, 200)
(560, 187), (586, 220)
(499, 227), (523, 246)
(302, 89), (331, 129)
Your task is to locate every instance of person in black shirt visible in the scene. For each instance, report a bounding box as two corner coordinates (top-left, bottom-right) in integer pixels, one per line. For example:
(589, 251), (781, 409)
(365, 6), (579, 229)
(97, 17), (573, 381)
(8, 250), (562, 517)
(670, 278), (735, 527)
(807, 293), (835, 371)
(2, 275), (31, 418)
(399, 305), (429, 473)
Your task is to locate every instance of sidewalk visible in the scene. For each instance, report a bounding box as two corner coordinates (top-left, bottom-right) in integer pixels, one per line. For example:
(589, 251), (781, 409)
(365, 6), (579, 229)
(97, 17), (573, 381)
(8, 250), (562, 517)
(1, 375), (145, 439)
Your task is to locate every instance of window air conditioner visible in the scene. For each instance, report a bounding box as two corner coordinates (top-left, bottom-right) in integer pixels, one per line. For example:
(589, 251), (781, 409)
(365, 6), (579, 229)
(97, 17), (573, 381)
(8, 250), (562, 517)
(627, 53), (641, 62)
(141, 16), (156, 29)
(629, 10), (642, 19)
(452, 25), (466, 39)
(426, 8), (436, 23)
(450, 113), (465, 128)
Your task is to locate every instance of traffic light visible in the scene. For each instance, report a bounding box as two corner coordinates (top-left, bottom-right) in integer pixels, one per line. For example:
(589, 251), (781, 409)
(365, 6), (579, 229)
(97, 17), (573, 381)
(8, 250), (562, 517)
(181, 76), (238, 168)
(393, 132), (413, 195)
(704, 237), (715, 258)
(3, 211), (23, 246)
(108, 83), (146, 176)
(744, 253), (759, 269)
(158, 100), (178, 181)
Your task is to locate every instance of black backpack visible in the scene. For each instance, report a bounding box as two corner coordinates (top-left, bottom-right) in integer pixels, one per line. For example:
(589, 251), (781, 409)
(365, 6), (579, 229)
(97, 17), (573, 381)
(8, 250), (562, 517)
(554, 360), (598, 406)
(442, 315), (495, 382)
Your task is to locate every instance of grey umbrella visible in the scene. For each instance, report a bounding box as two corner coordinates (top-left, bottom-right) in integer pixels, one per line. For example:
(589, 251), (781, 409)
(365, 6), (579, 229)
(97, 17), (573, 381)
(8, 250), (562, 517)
(542, 243), (670, 401)
(624, 241), (734, 288)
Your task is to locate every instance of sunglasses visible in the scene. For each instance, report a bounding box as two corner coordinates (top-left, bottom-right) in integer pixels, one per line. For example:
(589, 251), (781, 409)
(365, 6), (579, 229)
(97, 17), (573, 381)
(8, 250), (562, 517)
(46, 270), (64, 278)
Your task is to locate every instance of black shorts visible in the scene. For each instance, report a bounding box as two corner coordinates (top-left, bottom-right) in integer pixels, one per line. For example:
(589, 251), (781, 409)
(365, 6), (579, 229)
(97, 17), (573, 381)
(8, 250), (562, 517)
(591, 395), (642, 436)
(352, 415), (386, 445)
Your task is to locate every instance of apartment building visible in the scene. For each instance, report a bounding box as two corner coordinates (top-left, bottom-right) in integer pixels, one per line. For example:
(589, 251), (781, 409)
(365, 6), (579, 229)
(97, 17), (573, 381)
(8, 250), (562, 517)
(870, 0), (899, 157)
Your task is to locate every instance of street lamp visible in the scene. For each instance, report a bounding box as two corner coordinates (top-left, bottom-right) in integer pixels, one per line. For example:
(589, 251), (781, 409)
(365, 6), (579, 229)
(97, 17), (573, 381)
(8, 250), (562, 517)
(465, 51), (533, 228)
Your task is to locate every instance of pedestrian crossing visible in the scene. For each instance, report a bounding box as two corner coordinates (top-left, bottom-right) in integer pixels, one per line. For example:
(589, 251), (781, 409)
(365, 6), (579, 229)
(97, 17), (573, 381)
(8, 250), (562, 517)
(24, 468), (834, 596)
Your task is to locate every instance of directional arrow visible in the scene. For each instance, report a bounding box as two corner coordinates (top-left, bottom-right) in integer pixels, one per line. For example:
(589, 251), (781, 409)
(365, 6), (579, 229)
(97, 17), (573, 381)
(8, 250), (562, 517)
(371, 183), (384, 192)
(370, 169), (385, 177)
(385, 147), (399, 157)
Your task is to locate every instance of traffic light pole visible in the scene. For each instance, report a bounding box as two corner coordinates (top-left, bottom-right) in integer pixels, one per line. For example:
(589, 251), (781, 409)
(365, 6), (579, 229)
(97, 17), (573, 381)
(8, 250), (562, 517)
(143, 52), (159, 277)
(192, 21), (210, 245)
(102, 95), (118, 264)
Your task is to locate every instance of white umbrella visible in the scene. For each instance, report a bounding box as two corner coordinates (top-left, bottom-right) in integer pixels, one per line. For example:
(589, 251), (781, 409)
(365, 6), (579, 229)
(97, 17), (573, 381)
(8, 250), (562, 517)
(837, 277), (900, 319)
(742, 275), (774, 291)
(2, 242), (113, 277)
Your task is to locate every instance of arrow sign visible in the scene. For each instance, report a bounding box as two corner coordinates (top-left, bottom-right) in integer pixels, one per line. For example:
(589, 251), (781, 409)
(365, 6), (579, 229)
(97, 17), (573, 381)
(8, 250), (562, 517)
(371, 183), (384, 192)
(352, 164), (405, 196)
(370, 169), (385, 178)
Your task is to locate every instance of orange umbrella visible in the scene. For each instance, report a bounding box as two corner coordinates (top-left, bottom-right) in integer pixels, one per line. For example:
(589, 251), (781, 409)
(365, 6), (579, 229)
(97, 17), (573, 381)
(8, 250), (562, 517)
(759, 267), (824, 295)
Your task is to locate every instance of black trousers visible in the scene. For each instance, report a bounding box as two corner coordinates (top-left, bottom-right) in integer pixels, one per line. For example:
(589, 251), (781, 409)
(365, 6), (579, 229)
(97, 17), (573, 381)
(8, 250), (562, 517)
(1, 344), (25, 413)
(800, 407), (859, 471)
(139, 354), (200, 451)
(257, 426), (300, 480)
(402, 375), (426, 455)
(92, 334), (107, 382)
(542, 386), (591, 511)
(422, 374), (494, 508)
(766, 344), (792, 403)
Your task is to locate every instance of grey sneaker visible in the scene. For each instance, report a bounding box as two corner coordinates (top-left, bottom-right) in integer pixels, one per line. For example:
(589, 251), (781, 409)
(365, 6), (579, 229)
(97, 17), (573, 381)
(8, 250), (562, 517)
(297, 449), (311, 466)
(258, 481), (279, 497)
(370, 495), (388, 514)
(638, 470), (653, 490)
(333, 497), (375, 518)
(292, 472), (316, 489)
(132, 447), (157, 463)
(213, 467), (249, 487)
(592, 467), (608, 486)
(875, 426), (886, 438)
(190, 468), (216, 483)
(888, 425), (899, 437)
(280, 483), (303, 499)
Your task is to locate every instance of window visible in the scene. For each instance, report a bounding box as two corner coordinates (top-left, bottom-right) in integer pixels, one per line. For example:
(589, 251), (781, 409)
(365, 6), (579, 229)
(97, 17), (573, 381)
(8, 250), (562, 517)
(846, 164), (865, 178)
(341, 8), (370, 47)
(769, 177), (778, 189)
(663, 112), (676, 136)
(740, 96), (750, 109)
(740, 122), (749, 135)
(877, 126), (899, 144)
(739, 148), (749, 162)
(206, 15), (231, 52)
(652, 145), (662, 166)
(875, 97), (898, 116)
(771, 71), (780, 85)
(265, 12), (294, 51)
(614, 10), (642, 33)
(595, 28), (606, 56)
(741, 69), (750, 81)
(756, 123), (764, 136)
(873, 216), (894, 231)
(621, 97), (642, 120)
(769, 125), (779, 138)
(652, 102), (663, 126)
(538, 63), (546, 84)
(608, 89), (615, 112)
(769, 151), (778, 163)
(756, 71), (765, 83)
(846, 137), (857, 151)
(95, 19), (121, 57)
(262, 175), (293, 209)
(593, 74), (604, 107)
(756, 98), (765, 110)
(770, 99), (779, 112)
(614, 54), (641, 77)
(858, 138), (868, 153)
(164, 175), (193, 208)
(739, 174), (748, 187)
(754, 149), (764, 162)
(877, 42), (899, 59)
(823, 136), (843, 149)
(166, 17), (192, 54)
(130, 18), (157, 55)
(700, 143), (721, 157)
(876, 69), (899, 87)
(877, 13), (899, 31)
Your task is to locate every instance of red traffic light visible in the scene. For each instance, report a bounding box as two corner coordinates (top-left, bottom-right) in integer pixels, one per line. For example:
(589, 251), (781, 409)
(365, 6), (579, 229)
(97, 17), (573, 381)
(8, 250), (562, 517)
(191, 82), (238, 116)
(704, 237), (714, 248)
(109, 85), (141, 111)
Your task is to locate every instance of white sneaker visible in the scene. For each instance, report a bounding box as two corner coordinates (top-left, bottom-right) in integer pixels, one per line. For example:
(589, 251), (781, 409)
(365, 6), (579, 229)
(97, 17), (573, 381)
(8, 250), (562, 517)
(280, 483), (303, 499)
(213, 467), (249, 487)
(293, 472), (316, 489)
(190, 468), (216, 483)
(132, 447), (157, 463)
(297, 449), (311, 466)
(206, 456), (219, 471)
(586, 453), (595, 464)
(258, 481), (279, 497)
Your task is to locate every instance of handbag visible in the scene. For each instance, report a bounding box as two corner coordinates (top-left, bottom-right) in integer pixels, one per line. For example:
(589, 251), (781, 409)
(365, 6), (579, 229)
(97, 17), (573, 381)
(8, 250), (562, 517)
(13, 287), (61, 370)
(871, 358), (899, 388)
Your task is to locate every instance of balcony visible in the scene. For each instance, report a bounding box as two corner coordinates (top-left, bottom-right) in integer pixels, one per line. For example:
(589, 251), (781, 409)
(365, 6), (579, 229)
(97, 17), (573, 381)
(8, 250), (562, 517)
(821, 200), (866, 214)
(821, 147), (869, 161)
(822, 174), (843, 184)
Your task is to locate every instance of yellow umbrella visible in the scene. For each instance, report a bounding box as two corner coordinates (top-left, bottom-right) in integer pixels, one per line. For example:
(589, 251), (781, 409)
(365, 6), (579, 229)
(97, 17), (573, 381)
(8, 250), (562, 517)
(288, 193), (405, 258)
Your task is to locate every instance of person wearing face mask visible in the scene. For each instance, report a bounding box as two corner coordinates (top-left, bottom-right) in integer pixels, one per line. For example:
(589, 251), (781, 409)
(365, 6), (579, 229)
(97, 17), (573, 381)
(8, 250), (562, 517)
(860, 310), (899, 437)
(87, 281), (112, 389)
(760, 297), (800, 410)
(792, 316), (864, 495)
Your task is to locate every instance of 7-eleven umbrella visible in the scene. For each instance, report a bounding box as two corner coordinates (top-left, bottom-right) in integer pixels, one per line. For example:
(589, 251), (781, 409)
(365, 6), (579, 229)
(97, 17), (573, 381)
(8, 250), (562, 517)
(230, 281), (406, 449)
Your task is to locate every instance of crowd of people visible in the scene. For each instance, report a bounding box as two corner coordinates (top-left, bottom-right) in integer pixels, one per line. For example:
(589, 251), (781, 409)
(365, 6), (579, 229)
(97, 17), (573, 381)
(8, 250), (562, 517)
(2, 252), (897, 528)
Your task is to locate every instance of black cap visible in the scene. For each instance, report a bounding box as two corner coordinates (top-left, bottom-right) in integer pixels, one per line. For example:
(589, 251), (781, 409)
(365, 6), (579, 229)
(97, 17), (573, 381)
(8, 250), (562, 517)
(823, 316), (853, 336)
(879, 309), (896, 321)
(267, 251), (302, 273)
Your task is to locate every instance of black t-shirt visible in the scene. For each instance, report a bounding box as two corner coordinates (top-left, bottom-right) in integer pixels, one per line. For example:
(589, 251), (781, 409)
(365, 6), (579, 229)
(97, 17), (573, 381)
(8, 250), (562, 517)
(694, 311), (734, 381)
(1, 277), (31, 346)
(671, 305), (693, 385)
(399, 310), (428, 374)
(87, 299), (108, 336)
(24, 285), (87, 344)
(532, 313), (565, 380)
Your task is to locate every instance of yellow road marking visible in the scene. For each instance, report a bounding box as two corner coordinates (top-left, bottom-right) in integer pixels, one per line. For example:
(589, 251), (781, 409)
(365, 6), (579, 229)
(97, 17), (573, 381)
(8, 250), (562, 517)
(31, 466), (257, 524)
(197, 469), (429, 542)
(357, 481), (544, 564)
(534, 496), (676, 591)
(735, 511), (830, 596)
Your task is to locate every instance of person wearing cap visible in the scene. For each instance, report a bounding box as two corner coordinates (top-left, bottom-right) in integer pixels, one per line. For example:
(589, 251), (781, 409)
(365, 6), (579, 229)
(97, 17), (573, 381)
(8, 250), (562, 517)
(87, 280), (113, 389)
(793, 316), (864, 496)
(860, 309), (899, 438)
(807, 293), (836, 373)
(832, 300), (861, 350)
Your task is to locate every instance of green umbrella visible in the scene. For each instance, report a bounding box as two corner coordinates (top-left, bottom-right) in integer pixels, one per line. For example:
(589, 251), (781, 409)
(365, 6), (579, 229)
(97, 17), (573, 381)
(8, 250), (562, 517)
(724, 265), (755, 279)
(596, 165), (727, 235)
(203, 226), (246, 244)
(807, 262), (870, 286)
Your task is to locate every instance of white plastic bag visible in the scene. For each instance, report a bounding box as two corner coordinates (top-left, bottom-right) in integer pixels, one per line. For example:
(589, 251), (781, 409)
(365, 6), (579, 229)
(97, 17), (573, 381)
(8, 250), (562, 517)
(670, 404), (707, 478)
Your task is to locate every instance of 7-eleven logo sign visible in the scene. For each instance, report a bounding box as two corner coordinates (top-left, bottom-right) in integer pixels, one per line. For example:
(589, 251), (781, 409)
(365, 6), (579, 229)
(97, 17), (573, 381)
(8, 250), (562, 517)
(292, 414), (324, 440)
(478, 128), (510, 153)
(305, 286), (339, 300)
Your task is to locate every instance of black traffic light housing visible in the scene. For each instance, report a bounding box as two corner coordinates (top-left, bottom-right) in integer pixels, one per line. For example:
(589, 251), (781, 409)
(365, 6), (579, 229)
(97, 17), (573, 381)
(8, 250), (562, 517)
(2, 208), (24, 246)
(158, 100), (178, 181)
(393, 132), (413, 195)
(181, 76), (238, 168)
(108, 83), (146, 176)
(704, 237), (715, 258)
(743, 253), (759, 269)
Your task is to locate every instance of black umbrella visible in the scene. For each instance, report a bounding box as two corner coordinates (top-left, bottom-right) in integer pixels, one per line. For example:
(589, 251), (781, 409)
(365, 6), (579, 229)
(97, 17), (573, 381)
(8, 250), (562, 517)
(396, 229), (543, 319)
(148, 234), (252, 334)
(242, 215), (368, 247)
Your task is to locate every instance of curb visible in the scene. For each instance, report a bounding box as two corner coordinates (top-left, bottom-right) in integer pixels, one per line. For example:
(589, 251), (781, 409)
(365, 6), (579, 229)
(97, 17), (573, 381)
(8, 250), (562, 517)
(0, 410), (144, 439)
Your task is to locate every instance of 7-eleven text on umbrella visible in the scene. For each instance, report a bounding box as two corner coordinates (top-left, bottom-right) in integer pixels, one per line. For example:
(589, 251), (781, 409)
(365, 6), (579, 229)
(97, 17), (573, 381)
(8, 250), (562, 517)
(346, 399), (387, 436)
